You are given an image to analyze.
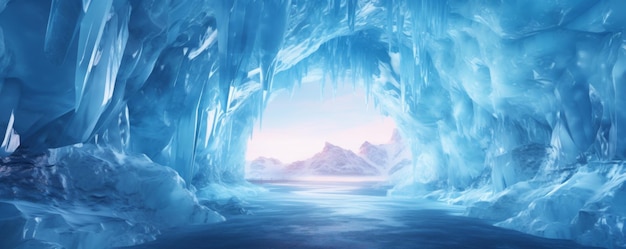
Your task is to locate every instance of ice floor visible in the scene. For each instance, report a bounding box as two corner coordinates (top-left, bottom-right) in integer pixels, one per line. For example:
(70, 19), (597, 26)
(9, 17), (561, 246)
(124, 181), (599, 249)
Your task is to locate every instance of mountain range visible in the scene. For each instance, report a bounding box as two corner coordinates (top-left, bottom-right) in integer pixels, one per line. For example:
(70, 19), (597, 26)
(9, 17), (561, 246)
(245, 129), (412, 180)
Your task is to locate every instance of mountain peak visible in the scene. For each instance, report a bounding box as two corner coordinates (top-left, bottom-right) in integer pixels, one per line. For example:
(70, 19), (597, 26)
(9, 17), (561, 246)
(358, 141), (375, 154)
(287, 141), (380, 176)
(322, 142), (341, 152)
(360, 141), (373, 148)
(389, 128), (403, 143)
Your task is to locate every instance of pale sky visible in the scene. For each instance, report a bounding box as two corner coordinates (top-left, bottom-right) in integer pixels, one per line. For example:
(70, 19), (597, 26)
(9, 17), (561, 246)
(246, 78), (396, 163)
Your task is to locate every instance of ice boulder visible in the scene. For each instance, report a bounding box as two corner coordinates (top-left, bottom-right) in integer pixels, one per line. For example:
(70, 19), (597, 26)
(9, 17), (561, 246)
(0, 145), (224, 248)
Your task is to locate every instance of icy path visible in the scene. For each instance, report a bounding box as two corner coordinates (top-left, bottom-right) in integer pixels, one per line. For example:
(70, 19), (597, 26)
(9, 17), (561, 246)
(124, 181), (599, 249)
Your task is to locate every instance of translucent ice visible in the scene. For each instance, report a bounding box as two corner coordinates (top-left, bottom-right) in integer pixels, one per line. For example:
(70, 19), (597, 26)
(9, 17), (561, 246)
(0, 0), (625, 248)
(0, 145), (224, 249)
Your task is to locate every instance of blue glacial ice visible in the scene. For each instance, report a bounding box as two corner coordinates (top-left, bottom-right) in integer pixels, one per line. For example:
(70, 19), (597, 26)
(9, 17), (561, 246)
(0, 0), (626, 248)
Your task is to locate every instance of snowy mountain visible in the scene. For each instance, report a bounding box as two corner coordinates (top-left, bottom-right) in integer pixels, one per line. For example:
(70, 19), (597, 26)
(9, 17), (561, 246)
(358, 129), (412, 175)
(286, 142), (380, 176)
(246, 130), (412, 179)
(245, 157), (287, 180)
(358, 141), (388, 167)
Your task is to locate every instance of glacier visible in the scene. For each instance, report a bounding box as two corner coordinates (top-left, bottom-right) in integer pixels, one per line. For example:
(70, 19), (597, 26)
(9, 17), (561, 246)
(0, 0), (625, 248)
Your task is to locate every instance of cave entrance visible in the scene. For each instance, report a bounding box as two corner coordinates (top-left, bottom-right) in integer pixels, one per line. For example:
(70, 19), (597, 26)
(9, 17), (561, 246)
(244, 73), (406, 182)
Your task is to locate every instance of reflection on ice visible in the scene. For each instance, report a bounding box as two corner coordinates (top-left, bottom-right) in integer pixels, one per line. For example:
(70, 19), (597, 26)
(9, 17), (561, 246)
(127, 181), (596, 249)
(281, 176), (390, 183)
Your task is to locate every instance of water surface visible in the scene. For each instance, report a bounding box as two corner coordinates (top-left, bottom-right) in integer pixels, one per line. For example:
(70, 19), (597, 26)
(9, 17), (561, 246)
(125, 180), (599, 249)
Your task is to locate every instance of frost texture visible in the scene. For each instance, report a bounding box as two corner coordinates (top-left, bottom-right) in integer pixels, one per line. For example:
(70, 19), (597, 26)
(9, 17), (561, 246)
(0, 0), (625, 248)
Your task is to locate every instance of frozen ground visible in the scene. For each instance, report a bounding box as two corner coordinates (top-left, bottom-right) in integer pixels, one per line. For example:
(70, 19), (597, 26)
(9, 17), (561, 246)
(124, 180), (600, 249)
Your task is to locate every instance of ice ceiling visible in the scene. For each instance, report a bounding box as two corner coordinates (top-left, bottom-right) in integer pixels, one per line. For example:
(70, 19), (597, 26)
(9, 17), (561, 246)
(1, 0), (626, 248)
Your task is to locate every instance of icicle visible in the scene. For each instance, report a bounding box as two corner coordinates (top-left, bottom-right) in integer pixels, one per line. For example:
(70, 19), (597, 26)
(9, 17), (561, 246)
(386, 0), (395, 52)
(217, 0), (263, 112)
(347, 0), (357, 31)
(258, 0), (290, 93)
(330, 0), (341, 17)
(347, 37), (357, 87)
(395, 8), (405, 47)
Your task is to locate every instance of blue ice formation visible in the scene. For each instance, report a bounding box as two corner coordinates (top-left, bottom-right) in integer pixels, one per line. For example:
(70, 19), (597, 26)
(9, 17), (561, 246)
(0, 0), (626, 248)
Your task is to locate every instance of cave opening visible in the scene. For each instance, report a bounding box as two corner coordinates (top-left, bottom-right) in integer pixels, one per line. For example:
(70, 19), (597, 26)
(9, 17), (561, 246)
(244, 73), (401, 182)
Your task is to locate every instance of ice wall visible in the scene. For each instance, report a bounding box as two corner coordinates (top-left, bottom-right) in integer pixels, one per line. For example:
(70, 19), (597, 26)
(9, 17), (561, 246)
(1, 0), (626, 247)
(0, 0), (257, 187)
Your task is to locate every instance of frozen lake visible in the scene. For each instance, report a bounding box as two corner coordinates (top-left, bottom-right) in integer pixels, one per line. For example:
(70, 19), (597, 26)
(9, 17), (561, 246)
(124, 180), (599, 249)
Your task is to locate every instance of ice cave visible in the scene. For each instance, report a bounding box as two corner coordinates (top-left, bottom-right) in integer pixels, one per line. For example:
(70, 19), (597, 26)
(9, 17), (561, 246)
(1, 0), (626, 248)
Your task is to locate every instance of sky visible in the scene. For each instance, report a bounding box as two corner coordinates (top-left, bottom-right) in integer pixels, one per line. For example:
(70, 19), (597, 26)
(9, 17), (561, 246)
(246, 77), (396, 163)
